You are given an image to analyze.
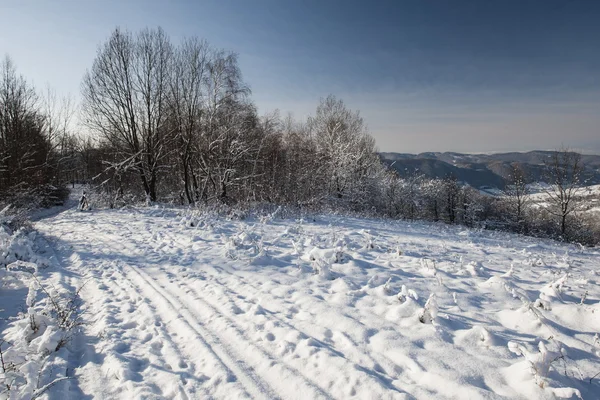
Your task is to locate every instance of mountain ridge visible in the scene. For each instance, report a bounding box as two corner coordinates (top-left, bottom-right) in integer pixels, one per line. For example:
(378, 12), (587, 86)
(379, 150), (600, 190)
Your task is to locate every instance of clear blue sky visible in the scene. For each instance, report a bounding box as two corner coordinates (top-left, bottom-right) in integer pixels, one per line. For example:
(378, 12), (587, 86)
(1, 0), (599, 153)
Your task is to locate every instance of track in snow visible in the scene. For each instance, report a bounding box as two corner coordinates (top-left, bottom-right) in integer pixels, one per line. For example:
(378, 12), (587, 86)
(36, 208), (412, 399)
(34, 205), (600, 400)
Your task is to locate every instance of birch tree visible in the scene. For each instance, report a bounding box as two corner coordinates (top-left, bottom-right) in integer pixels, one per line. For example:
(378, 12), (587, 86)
(195, 50), (254, 202)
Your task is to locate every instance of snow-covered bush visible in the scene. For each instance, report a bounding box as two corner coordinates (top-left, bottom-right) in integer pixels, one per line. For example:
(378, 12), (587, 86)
(0, 185), (69, 229)
(0, 227), (48, 271)
(507, 340), (579, 394)
(1, 278), (81, 399)
(1, 222), (81, 399)
(419, 293), (439, 324)
(535, 274), (569, 310)
(397, 285), (419, 303)
(311, 258), (332, 280)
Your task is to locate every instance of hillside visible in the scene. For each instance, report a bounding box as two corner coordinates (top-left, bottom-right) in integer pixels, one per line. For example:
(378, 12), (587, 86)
(379, 151), (600, 190)
(2, 200), (599, 399)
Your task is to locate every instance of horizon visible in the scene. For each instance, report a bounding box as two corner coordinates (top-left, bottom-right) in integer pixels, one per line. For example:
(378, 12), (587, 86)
(1, 0), (599, 154)
(379, 148), (600, 156)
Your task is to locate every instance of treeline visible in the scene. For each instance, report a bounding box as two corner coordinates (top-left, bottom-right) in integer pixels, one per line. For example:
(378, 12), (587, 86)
(79, 28), (380, 209)
(0, 57), (75, 210)
(375, 154), (599, 246)
(1, 27), (598, 246)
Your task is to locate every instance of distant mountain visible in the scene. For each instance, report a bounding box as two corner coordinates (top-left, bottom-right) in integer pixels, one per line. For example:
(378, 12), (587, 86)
(379, 151), (600, 190)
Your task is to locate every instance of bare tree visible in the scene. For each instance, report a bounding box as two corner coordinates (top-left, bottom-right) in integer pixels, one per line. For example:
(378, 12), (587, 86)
(196, 50), (254, 202)
(81, 27), (173, 202)
(503, 163), (531, 232)
(278, 115), (317, 206)
(543, 148), (584, 237)
(168, 37), (210, 203)
(0, 56), (48, 193)
(244, 110), (283, 202)
(441, 175), (460, 223)
(42, 87), (78, 186)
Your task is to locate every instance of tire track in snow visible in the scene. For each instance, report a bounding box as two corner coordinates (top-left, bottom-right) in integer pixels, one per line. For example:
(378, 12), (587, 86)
(78, 221), (329, 398)
(119, 215), (411, 395)
(70, 255), (212, 399)
(48, 210), (402, 398)
(171, 272), (410, 393)
(43, 215), (251, 399)
(124, 263), (333, 400)
(121, 262), (283, 400)
(170, 268), (410, 397)
(94, 261), (209, 399)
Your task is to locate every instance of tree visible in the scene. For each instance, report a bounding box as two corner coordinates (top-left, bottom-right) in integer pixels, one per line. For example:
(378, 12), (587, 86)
(42, 87), (78, 186)
(278, 115), (317, 206)
(543, 148), (584, 237)
(82, 27), (173, 202)
(441, 175), (460, 223)
(167, 37), (210, 203)
(244, 110), (284, 202)
(308, 95), (379, 203)
(420, 178), (443, 222)
(377, 169), (424, 220)
(503, 163), (531, 232)
(197, 50), (255, 202)
(0, 56), (48, 193)
(459, 186), (488, 228)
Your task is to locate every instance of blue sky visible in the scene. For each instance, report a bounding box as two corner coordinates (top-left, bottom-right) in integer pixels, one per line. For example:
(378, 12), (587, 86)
(1, 0), (599, 153)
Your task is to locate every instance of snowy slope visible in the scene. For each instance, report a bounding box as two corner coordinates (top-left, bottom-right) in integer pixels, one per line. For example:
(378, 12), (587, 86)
(528, 183), (600, 213)
(31, 206), (600, 399)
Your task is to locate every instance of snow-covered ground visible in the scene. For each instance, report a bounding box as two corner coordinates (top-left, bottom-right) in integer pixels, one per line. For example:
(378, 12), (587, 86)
(3, 202), (600, 399)
(527, 184), (600, 219)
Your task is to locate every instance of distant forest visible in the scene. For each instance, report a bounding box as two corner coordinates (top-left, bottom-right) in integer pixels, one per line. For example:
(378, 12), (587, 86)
(1, 27), (598, 245)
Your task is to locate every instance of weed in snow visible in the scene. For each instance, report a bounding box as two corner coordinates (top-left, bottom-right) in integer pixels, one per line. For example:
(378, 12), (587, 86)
(397, 285), (419, 303)
(419, 293), (439, 324)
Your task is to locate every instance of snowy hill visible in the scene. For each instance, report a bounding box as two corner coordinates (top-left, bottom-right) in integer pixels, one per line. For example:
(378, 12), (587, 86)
(528, 184), (600, 217)
(380, 151), (600, 190)
(2, 206), (599, 399)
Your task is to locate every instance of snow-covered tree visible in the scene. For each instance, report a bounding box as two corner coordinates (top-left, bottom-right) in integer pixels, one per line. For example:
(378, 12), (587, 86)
(502, 163), (531, 232)
(308, 95), (380, 204)
(543, 149), (584, 237)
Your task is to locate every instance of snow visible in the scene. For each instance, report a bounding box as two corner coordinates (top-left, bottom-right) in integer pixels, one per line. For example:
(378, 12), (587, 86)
(0, 219), (79, 400)
(528, 183), (600, 216)
(2, 203), (600, 399)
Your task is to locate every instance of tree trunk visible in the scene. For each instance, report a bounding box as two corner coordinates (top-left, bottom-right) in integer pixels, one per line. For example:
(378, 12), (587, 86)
(182, 159), (193, 204)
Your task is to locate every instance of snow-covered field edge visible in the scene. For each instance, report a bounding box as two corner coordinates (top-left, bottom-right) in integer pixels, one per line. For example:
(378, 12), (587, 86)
(0, 208), (86, 400)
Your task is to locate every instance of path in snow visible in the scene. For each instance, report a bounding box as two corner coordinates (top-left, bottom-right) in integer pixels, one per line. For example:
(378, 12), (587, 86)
(35, 206), (600, 399)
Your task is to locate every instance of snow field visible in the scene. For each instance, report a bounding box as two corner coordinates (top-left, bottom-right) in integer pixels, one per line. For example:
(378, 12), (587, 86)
(27, 206), (600, 399)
